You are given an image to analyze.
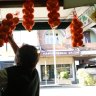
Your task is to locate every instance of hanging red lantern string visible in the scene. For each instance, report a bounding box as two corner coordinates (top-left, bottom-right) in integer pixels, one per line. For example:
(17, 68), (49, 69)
(22, 0), (35, 32)
(0, 13), (19, 47)
(70, 11), (84, 47)
(0, 24), (5, 47)
(46, 0), (61, 29)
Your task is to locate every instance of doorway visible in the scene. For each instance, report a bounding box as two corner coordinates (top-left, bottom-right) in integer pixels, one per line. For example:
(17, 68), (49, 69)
(41, 65), (54, 81)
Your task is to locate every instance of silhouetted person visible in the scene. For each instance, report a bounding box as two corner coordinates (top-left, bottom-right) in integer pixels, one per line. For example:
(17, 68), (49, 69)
(0, 35), (40, 96)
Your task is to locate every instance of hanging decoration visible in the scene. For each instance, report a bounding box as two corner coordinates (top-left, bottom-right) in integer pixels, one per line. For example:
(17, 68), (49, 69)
(22, 0), (35, 32)
(70, 11), (84, 47)
(46, 0), (61, 29)
(0, 13), (19, 47)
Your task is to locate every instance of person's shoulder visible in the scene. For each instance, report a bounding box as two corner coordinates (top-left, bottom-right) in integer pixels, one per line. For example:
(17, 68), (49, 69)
(34, 68), (37, 71)
(5, 65), (17, 70)
(32, 68), (39, 76)
(32, 68), (39, 81)
(33, 68), (38, 73)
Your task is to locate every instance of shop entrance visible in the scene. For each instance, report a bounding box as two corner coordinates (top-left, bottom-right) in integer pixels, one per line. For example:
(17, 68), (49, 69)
(41, 65), (54, 81)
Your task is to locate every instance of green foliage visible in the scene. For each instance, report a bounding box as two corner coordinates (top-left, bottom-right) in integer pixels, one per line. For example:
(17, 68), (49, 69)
(60, 71), (69, 79)
(84, 74), (95, 86)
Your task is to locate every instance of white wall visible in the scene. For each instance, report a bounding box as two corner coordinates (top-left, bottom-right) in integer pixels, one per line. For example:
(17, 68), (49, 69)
(0, 30), (40, 59)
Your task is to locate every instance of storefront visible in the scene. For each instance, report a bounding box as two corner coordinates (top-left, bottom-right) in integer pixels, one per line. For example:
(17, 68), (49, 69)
(38, 56), (76, 84)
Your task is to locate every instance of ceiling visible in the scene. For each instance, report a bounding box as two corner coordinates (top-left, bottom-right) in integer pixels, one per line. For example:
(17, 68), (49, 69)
(0, 0), (93, 29)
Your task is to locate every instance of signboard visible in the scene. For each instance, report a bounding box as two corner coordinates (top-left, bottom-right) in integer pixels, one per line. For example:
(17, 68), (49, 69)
(63, 0), (96, 9)
(79, 14), (92, 28)
(41, 50), (80, 56)
(79, 6), (96, 31)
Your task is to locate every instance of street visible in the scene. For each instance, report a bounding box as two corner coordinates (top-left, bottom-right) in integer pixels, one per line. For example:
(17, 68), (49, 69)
(40, 85), (96, 96)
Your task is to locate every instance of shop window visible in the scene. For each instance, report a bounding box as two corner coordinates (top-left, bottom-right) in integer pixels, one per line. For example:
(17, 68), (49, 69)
(45, 31), (61, 44)
(56, 64), (73, 78)
(41, 64), (73, 82)
(41, 65), (54, 81)
(83, 31), (91, 43)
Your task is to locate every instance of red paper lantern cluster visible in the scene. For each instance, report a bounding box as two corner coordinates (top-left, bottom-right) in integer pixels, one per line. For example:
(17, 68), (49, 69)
(46, 0), (61, 29)
(70, 15), (84, 47)
(0, 13), (19, 47)
(22, 0), (35, 32)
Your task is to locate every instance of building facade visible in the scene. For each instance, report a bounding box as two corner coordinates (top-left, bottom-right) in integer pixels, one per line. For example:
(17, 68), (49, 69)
(0, 29), (96, 85)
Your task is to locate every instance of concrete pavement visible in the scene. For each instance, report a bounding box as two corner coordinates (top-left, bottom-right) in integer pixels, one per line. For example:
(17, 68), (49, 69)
(40, 84), (96, 96)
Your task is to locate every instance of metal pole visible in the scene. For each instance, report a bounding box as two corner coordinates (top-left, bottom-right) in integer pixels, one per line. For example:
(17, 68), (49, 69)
(52, 29), (57, 84)
(45, 60), (47, 85)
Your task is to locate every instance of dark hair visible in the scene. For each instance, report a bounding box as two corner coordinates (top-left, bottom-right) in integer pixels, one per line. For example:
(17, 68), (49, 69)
(17, 44), (39, 68)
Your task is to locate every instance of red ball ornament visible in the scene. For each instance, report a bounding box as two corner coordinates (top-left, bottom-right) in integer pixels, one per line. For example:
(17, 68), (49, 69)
(77, 40), (83, 46)
(46, 0), (59, 11)
(72, 41), (77, 47)
(2, 25), (11, 33)
(0, 39), (4, 47)
(13, 17), (19, 25)
(2, 19), (8, 25)
(48, 11), (60, 19)
(48, 18), (60, 28)
(6, 13), (13, 20)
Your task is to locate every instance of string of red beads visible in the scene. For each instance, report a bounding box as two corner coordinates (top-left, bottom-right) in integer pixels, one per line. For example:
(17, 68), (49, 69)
(46, 0), (61, 29)
(70, 15), (84, 47)
(22, 0), (35, 32)
(0, 13), (19, 47)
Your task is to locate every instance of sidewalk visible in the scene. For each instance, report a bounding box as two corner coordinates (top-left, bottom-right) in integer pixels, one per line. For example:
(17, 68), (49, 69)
(40, 83), (80, 88)
(40, 84), (96, 96)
